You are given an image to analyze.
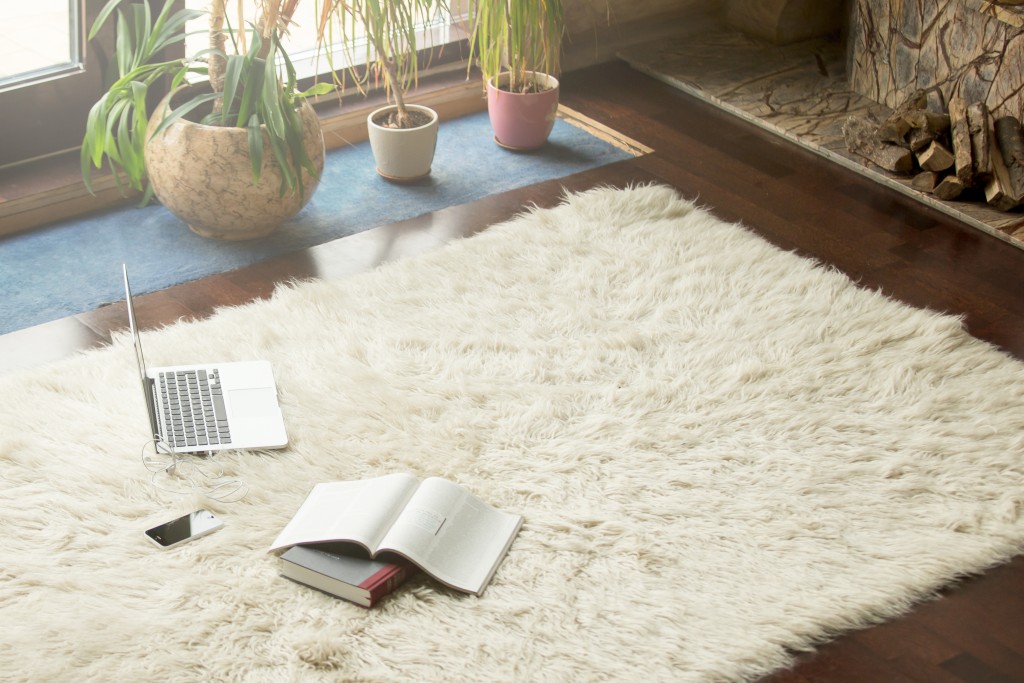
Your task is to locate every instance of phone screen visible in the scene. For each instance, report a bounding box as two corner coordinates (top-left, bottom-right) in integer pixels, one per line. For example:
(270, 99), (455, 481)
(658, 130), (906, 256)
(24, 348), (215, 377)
(145, 509), (224, 548)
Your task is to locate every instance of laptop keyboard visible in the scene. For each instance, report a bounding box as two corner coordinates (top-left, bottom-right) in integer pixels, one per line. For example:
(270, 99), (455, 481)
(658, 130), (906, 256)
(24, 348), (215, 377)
(158, 369), (232, 449)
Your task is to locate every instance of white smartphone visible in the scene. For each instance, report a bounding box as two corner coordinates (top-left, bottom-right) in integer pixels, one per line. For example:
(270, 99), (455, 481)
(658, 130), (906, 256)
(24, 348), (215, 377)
(145, 509), (224, 549)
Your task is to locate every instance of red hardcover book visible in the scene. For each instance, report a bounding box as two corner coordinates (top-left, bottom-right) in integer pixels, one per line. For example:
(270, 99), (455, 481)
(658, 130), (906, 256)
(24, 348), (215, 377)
(280, 544), (414, 608)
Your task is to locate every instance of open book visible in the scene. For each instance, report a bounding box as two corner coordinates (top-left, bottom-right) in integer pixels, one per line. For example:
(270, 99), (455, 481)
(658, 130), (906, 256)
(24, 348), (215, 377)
(269, 473), (524, 596)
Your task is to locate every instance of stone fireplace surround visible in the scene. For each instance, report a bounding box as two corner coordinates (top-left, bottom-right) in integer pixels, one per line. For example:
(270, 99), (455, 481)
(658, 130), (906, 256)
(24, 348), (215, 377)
(618, 0), (1024, 249)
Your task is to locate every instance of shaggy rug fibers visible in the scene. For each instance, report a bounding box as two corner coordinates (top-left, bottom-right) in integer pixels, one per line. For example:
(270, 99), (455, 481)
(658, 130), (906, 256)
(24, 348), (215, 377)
(1, 185), (1023, 682)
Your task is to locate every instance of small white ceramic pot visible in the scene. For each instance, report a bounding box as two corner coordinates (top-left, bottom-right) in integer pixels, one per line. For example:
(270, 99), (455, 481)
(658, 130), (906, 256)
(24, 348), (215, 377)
(366, 104), (440, 181)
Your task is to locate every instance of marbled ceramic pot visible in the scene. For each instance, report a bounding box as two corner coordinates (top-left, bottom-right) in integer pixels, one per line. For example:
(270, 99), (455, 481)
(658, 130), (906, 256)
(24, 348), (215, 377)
(486, 71), (559, 150)
(144, 89), (325, 240)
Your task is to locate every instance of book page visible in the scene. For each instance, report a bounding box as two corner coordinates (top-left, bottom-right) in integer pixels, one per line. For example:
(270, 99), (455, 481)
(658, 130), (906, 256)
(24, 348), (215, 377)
(269, 473), (420, 551)
(377, 477), (523, 595)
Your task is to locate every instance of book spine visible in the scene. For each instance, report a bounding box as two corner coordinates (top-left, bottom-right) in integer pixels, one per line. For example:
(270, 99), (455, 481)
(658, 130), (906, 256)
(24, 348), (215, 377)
(365, 565), (411, 607)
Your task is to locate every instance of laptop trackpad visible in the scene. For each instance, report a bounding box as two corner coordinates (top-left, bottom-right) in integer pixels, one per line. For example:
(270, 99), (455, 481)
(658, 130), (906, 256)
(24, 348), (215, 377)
(228, 387), (281, 417)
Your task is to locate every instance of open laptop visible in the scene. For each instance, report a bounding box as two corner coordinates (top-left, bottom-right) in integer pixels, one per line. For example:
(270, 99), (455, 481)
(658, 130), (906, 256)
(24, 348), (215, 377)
(123, 264), (288, 453)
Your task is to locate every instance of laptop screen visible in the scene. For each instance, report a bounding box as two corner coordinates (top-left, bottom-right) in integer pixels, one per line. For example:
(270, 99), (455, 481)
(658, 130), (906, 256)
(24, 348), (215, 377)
(122, 265), (160, 445)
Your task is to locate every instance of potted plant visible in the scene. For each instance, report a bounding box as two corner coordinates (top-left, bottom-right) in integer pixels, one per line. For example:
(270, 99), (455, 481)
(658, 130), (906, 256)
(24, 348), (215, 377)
(81, 0), (334, 240)
(468, 0), (564, 150)
(319, 0), (450, 181)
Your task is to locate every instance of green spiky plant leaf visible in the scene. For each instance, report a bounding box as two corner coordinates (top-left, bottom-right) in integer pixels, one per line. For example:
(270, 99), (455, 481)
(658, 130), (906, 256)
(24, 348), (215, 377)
(81, 0), (335, 202)
(317, 0), (451, 129)
(467, 0), (565, 94)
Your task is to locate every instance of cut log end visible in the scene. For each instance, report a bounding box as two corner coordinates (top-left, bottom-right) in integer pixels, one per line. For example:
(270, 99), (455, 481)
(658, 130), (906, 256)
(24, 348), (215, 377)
(934, 175), (965, 200)
(844, 116), (914, 173)
(917, 140), (955, 172)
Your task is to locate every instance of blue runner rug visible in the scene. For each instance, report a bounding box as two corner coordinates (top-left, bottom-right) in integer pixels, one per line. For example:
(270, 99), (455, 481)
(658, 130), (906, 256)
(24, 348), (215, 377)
(0, 111), (634, 335)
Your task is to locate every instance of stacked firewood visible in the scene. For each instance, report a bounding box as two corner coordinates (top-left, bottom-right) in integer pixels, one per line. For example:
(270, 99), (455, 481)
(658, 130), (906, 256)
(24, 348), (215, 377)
(843, 89), (1024, 211)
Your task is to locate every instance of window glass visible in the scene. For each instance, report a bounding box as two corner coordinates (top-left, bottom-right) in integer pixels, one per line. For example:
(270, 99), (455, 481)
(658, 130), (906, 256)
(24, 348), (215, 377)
(0, 0), (80, 91)
(183, 1), (461, 80)
(0, 0), (100, 167)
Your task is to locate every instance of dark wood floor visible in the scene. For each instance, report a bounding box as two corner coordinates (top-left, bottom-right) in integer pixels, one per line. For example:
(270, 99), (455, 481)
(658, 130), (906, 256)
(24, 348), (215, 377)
(3, 61), (1023, 682)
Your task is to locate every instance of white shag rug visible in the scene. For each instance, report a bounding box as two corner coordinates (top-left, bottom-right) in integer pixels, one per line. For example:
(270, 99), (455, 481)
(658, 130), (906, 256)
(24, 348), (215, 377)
(2, 185), (1023, 682)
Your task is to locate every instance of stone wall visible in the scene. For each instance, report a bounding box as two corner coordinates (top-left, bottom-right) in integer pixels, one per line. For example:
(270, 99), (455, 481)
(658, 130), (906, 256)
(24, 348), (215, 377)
(848, 0), (1024, 116)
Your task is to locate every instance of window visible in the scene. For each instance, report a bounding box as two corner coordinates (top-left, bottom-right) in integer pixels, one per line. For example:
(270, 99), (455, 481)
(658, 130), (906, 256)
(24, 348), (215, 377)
(0, 0), (111, 168)
(0, 0), (469, 171)
(183, 0), (468, 84)
(0, 0), (79, 89)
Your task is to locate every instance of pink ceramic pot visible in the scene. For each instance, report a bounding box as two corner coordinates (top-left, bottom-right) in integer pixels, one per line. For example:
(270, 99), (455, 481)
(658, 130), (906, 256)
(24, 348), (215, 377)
(486, 71), (559, 150)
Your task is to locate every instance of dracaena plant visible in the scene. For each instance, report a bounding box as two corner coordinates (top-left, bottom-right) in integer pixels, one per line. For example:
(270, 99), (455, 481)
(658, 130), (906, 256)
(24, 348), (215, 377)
(80, 0), (334, 202)
(467, 0), (565, 94)
(316, 0), (451, 129)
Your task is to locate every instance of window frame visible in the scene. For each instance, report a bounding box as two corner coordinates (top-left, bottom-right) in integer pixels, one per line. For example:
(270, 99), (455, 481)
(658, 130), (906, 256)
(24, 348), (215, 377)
(0, 0), (118, 169)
